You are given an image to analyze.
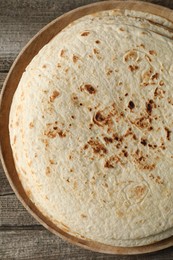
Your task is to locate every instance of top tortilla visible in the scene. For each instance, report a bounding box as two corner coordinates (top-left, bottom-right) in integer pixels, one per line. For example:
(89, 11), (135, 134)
(9, 10), (173, 246)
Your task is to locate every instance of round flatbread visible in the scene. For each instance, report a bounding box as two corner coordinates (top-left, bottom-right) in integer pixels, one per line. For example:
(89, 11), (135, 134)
(9, 10), (173, 246)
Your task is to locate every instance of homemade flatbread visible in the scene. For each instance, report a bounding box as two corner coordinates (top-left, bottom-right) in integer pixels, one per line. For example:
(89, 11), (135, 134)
(9, 10), (173, 246)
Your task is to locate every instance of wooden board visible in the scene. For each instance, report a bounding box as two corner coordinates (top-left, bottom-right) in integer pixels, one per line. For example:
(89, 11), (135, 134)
(1, 0), (173, 255)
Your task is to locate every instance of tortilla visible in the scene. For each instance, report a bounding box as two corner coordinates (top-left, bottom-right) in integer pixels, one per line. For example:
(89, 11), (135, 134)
(9, 10), (173, 246)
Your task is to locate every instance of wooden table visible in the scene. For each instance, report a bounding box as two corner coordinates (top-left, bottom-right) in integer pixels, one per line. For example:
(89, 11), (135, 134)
(1, 0), (173, 259)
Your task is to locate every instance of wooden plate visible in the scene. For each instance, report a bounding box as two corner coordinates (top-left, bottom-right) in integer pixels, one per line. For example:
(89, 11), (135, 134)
(1, 1), (173, 255)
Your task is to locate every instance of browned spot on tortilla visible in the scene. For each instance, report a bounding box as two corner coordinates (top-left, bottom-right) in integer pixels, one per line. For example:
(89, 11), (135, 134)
(104, 155), (121, 168)
(133, 185), (147, 198)
(95, 40), (100, 44)
(73, 55), (79, 63)
(81, 214), (87, 218)
(121, 150), (128, 157)
(71, 115), (75, 119)
(50, 90), (60, 102)
(103, 136), (113, 144)
(128, 101), (135, 110)
(165, 127), (171, 141)
(81, 31), (90, 36)
(154, 87), (165, 99)
(42, 64), (47, 68)
(146, 99), (155, 115)
(93, 48), (99, 54)
(149, 50), (157, 55)
(149, 174), (164, 184)
(140, 43), (145, 48)
(29, 122), (34, 128)
(84, 84), (96, 94)
(106, 69), (113, 76)
(88, 139), (107, 155)
(141, 66), (153, 86)
(141, 138), (147, 146)
(159, 80), (164, 86)
(128, 65), (139, 72)
(117, 210), (124, 217)
(60, 49), (66, 57)
(13, 136), (16, 144)
(133, 149), (155, 171)
(44, 127), (66, 138)
(46, 167), (51, 176)
(119, 27), (125, 31)
(83, 144), (88, 150)
(89, 123), (93, 130)
(124, 50), (137, 62)
(93, 111), (105, 125)
(151, 73), (159, 80)
(49, 159), (55, 164)
(57, 63), (61, 68)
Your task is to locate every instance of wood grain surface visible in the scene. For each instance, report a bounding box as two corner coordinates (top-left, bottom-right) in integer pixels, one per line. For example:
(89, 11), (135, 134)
(1, 0), (173, 259)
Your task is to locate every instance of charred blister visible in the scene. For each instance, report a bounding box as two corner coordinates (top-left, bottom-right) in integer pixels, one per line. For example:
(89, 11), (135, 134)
(80, 84), (96, 94)
(87, 138), (107, 156)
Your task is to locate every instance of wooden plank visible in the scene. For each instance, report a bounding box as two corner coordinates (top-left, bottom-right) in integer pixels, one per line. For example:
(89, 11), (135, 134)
(1, 229), (173, 260)
(0, 194), (39, 226)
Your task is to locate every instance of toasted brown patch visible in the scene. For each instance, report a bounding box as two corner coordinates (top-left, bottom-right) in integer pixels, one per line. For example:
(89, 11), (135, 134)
(116, 210), (124, 217)
(81, 214), (87, 218)
(149, 174), (164, 184)
(119, 27), (125, 31)
(50, 90), (60, 102)
(93, 111), (105, 126)
(106, 69), (113, 76)
(93, 48), (100, 55)
(49, 159), (55, 164)
(141, 138), (147, 146)
(165, 127), (171, 141)
(128, 101), (135, 110)
(13, 136), (17, 144)
(46, 166), (51, 176)
(73, 55), (79, 63)
(81, 31), (90, 36)
(151, 73), (159, 80)
(149, 50), (157, 55)
(29, 122), (34, 128)
(95, 40), (100, 44)
(124, 50), (137, 62)
(60, 49), (65, 57)
(146, 100), (155, 115)
(88, 139), (107, 155)
(133, 185), (147, 198)
(104, 155), (121, 168)
(133, 149), (156, 171)
(42, 64), (47, 68)
(44, 127), (66, 138)
(128, 65), (139, 72)
(84, 84), (96, 94)
(103, 136), (113, 144)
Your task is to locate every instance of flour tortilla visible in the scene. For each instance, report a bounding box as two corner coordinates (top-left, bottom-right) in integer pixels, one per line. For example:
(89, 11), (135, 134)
(9, 10), (173, 247)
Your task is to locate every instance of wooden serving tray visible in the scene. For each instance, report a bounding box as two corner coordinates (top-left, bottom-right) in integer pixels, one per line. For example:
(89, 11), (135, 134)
(1, 1), (173, 255)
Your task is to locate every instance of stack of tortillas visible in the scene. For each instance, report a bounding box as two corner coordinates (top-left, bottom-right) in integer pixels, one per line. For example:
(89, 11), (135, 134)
(9, 9), (173, 247)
